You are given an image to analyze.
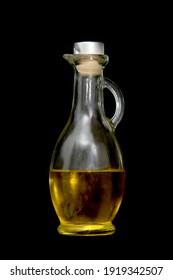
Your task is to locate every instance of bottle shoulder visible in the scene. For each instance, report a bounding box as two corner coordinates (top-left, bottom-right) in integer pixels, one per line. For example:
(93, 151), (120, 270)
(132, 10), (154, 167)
(51, 116), (123, 170)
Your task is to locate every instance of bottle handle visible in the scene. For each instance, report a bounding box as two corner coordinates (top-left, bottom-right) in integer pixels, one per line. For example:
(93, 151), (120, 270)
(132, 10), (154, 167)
(104, 78), (125, 130)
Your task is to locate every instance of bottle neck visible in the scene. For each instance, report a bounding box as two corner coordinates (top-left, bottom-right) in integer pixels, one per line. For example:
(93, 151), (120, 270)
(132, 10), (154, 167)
(72, 70), (104, 120)
(63, 54), (109, 122)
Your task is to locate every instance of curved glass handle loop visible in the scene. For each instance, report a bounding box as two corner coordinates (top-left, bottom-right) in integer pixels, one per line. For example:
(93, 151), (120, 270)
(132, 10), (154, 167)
(104, 78), (125, 130)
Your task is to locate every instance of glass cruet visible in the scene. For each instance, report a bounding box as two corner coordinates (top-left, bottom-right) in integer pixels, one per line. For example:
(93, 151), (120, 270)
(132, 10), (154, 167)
(49, 41), (125, 236)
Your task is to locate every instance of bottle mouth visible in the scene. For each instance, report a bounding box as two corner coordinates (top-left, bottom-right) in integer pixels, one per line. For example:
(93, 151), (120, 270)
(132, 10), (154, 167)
(63, 54), (109, 75)
(63, 54), (109, 66)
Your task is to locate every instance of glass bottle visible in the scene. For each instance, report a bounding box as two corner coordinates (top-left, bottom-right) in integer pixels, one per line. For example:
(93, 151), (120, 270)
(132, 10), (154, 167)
(49, 41), (125, 236)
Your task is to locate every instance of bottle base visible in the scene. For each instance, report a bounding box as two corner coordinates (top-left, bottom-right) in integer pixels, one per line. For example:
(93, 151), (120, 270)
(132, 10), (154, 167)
(57, 222), (115, 236)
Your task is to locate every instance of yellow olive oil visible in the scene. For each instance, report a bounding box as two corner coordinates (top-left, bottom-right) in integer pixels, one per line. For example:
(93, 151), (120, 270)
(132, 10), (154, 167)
(49, 169), (125, 235)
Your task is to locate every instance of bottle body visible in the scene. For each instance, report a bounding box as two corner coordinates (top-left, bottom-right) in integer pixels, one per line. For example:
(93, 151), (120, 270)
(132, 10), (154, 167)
(49, 47), (125, 236)
(49, 169), (125, 235)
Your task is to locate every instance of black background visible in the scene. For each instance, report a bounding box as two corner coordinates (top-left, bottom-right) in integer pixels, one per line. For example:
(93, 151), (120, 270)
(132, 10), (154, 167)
(1, 3), (172, 260)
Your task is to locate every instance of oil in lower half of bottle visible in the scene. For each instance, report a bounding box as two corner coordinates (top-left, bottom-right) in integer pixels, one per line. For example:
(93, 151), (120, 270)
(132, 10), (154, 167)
(49, 169), (125, 224)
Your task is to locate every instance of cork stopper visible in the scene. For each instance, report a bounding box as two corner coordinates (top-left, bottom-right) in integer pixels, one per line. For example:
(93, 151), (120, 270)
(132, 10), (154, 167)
(74, 42), (104, 75)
